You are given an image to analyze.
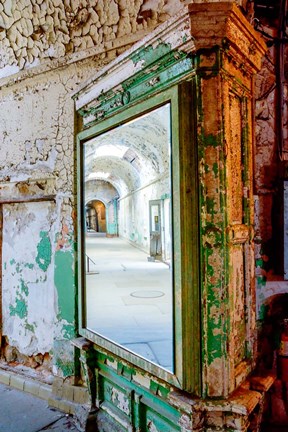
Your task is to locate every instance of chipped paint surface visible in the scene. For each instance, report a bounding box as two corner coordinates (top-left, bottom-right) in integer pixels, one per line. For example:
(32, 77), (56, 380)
(0, 43), (114, 375)
(54, 249), (75, 324)
(2, 202), (55, 355)
(192, 2), (266, 397)
(36, 231), (52, 271)
(111, 387), (130, 415)
(0, 0), (183, 80)
(73, 10), (266, 432)
(0, 0), (275, 429)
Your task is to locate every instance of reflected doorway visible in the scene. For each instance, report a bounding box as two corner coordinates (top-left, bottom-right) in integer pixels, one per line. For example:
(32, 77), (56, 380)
(86, 200), (106, 233)
(149, 200), (162, 260)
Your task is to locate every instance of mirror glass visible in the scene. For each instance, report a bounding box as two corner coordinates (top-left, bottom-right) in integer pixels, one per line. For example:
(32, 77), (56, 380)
(83, 103), (173, 371)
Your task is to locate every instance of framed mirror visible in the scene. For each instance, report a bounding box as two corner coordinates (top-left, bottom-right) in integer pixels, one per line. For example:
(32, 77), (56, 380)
(78, 86), (200, 391)
(83, 103), (173, 371)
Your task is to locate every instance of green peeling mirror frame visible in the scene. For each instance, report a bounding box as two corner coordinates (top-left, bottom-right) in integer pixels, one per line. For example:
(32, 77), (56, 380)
(77, 84), (201, 393)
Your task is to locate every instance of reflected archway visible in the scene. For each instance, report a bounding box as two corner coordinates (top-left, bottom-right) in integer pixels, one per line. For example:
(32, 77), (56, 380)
(86, 200), (106, 233)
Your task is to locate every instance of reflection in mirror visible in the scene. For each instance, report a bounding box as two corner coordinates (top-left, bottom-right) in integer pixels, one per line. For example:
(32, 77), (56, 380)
(83, 104), (173, 371)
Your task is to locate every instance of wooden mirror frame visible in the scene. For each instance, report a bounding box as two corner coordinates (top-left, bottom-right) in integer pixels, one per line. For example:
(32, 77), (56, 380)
(77, 83), (201, 393)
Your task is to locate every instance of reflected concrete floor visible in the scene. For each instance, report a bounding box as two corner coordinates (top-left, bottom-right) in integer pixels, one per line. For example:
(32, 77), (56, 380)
(85, 234), (173, 371)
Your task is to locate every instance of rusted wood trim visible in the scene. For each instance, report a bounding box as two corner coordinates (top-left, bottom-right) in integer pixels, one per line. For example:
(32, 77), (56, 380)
(0, 195), (56, 204)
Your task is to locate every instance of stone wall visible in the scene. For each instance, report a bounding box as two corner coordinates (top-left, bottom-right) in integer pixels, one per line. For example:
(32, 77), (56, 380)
(253, 9), (288, 427)
(254, 20), (288, 336)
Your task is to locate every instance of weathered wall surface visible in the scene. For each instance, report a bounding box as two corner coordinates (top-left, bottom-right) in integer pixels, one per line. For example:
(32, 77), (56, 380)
(254, 26), (288, 323)
(2, 201), (55, 357)
(0, 57), (112, 376)
(253, 13), (288, 426)
(0, 0), (184, 80)
(0, 0), (182, 378)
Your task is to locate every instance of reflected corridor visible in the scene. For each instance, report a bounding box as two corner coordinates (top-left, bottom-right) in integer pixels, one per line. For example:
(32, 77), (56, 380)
(85, 234), (173, 371)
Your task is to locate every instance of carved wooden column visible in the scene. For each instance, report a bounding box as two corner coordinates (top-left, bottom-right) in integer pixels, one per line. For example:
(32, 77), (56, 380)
(189, 2), (266, 397)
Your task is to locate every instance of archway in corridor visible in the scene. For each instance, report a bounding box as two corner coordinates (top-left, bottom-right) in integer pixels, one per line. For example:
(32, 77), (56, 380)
(86, 200), (106, 233)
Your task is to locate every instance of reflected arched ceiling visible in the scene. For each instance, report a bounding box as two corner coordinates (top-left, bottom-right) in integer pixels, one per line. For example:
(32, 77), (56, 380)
(86, 156), (140, 196)
(84, 103), (170, 198)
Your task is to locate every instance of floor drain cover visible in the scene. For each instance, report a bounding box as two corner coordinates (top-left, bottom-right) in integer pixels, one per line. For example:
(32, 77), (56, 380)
(130, 290), (165, 298)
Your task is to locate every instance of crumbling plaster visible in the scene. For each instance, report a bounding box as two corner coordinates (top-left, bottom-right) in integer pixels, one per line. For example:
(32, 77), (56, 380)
(0, 1), (280, 429)
(0, 0), (189, 377)
(0, 54), (117, 374)
(2, 201), (55, 356)
(0, 0), (274, 394)
(0, 0), (186, 80)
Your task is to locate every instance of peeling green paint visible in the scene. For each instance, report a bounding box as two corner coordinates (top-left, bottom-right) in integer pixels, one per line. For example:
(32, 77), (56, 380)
(258, 304), (269, 321)
(36, 231), (51, 271)
(206, 197), (216, 216)
(130, 42), (172, 67)
(80, 46), (193, 128)
(212, 162), (219, 176)
(10, 297), (28, 319)
(20, 278), (29, 296)
(10, 258), (16, 265)
(198, 124), (228, 371)
(25, 322), (35, 332)
(257, 275), (267, 288)
(255, 258), (264, 267)
(56, 358), (74, 377)
(150, 380), (169, 398)
(204, 133), (219, 147)
(54, 249), (74, 324)
(62, 323), (75, 339)
(24, 263), (34, 269)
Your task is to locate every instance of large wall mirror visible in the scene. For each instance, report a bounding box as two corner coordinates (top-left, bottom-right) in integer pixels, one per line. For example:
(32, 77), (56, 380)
(82, 103), (174, 372)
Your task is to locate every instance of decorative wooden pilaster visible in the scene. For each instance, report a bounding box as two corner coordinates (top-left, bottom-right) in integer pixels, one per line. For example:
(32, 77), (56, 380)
(189, 2), (266, 397)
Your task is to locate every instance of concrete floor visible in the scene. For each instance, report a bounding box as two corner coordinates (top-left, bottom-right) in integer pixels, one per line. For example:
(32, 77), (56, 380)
(0, 383), (78, 432)
(85, 234), (173, 371)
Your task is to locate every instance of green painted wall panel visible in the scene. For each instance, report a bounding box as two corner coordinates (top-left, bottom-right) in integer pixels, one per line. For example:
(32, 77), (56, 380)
(54, 249), (75, 324)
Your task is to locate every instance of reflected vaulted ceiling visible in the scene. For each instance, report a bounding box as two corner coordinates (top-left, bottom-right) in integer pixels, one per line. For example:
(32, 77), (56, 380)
(84, 104), (170, 198)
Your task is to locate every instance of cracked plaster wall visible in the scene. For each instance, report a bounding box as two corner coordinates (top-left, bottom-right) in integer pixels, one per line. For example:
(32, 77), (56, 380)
(0, 0), (253, 380)
(0, 0), (188, 378)
(0, 0), (185, 79)
(2, 201), (55, 356)
(0, 57), (114, 376)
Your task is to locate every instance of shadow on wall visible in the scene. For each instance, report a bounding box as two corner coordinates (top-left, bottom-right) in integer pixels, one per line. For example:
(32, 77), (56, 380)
(258, 294), (288, 427)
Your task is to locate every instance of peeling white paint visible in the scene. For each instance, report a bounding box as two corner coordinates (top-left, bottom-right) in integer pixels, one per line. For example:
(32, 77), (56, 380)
(2, 201), (56, 356)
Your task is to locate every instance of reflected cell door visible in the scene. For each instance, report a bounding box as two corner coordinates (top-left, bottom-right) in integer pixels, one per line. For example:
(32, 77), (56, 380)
(149, 200), (162, 259)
